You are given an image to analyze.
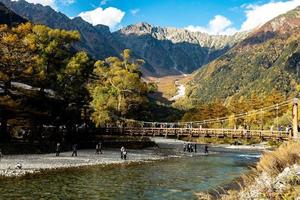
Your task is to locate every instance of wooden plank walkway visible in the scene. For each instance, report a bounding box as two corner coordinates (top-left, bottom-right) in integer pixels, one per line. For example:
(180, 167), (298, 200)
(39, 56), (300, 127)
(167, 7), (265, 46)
(100, 127), (291, 140)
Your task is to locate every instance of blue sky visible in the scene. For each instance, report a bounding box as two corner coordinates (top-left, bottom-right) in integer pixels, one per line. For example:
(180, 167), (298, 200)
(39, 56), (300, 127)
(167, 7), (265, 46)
(24, 0), (300, 34)
(62, 0), (252, 27)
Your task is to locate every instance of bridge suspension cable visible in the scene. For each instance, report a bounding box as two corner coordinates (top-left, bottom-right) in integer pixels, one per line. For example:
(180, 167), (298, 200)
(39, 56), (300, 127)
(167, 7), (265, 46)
(120, 98), (294, 127)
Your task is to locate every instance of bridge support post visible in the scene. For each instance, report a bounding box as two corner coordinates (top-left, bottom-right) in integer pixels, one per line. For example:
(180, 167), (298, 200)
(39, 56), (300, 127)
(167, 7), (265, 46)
(293, 98), (299, 139)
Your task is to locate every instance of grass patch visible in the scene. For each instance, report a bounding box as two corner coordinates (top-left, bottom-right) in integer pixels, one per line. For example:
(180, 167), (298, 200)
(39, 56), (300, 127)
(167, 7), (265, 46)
(257, 141), (300, 176)
(220, 140), (300, 199)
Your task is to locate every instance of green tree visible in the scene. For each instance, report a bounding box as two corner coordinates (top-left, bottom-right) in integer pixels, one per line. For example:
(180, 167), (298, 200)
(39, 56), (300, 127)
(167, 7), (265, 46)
(0, 23), (37, 93)
(29, 24), (81, 91)
(89, 49), (149, 126)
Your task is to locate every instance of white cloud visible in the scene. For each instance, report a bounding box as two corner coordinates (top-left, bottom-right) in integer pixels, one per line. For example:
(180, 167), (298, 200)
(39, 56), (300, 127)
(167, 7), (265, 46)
(185, 15), (238, 35)
(78, 7), (125, 30)
(130, 8), (140, 16)
(185, 0), (300, 35)
(241, 0), (300, 31)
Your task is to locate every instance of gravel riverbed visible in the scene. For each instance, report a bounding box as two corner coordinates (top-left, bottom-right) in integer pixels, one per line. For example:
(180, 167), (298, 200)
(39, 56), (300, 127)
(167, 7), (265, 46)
(0, 148), (164, 177)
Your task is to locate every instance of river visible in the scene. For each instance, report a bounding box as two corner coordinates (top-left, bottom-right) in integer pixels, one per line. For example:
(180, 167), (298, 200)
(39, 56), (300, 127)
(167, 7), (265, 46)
(0, 141), (260, 200)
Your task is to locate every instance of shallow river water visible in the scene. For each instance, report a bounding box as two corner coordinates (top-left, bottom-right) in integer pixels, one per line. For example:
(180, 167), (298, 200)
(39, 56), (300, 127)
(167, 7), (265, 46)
(0, 149), (259, 200)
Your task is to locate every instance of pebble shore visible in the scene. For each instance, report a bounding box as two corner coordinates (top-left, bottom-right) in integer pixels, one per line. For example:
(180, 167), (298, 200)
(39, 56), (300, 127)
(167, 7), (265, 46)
(0, 148), (163, 178)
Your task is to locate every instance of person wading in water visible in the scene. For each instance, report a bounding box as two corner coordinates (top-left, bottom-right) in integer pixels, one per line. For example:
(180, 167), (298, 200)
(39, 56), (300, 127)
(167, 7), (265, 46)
(204, 144), (209, 155)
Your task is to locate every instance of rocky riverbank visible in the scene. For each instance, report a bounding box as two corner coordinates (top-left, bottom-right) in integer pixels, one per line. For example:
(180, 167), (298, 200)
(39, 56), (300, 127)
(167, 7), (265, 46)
(0, 148), (164, 178)
(0, 137), (189, 178)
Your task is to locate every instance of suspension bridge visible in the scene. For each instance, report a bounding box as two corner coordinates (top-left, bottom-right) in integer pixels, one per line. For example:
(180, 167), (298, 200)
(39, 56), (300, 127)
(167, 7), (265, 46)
(98, 98), (300, 141)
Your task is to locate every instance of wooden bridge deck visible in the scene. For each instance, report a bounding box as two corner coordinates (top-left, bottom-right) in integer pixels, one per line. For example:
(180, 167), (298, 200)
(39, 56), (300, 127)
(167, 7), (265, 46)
(100, 127), (290, 140)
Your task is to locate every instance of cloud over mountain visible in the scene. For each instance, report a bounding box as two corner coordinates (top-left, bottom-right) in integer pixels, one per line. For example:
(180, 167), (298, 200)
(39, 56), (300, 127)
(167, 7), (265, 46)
(185, 15), (238, 35)
(241, 0), (300, 31)
(78, 7), (125, 30)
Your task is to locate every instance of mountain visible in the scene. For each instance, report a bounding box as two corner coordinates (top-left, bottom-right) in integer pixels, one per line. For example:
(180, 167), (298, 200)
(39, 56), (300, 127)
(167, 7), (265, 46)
(185, 6), (300, 105)
(114, 23), (247, 75)
(0, 2), (26, 26)
(0, 0), (247, 76)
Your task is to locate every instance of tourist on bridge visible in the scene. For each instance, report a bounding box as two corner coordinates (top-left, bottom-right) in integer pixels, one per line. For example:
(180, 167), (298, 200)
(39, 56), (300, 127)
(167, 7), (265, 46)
(204, 144), (209, 155)
(56, 143), (61, 157)
(286, 126), (290, 135)
(194, 143), (197, 153)
(270, 126), (274, 134)
(183, 143), (187, 152)
(72, 144), (78, 157)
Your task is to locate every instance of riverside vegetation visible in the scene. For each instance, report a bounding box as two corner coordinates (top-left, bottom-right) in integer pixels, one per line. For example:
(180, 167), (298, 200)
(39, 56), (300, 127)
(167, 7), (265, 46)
(213, 140), (300, 200)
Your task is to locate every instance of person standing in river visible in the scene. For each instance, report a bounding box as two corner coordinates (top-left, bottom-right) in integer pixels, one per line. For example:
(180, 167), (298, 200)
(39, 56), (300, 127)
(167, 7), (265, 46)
(204, 144), (209, 155)
(56, 143), (61, 157)
(72, 144), (78, 157)
(183, 143), (187, 152)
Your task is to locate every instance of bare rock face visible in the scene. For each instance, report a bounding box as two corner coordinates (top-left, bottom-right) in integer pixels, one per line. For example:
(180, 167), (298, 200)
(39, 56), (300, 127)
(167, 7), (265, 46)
(119, 22), (246, 49)
(115, 22), (248, 75)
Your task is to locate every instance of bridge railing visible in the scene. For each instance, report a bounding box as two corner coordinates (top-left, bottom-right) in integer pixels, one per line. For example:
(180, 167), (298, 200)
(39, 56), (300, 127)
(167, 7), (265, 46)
(118, 127), (290, 139)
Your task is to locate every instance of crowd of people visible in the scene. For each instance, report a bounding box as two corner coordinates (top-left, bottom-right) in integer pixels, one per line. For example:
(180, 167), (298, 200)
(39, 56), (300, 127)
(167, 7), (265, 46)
(183, 143), (196, 152)
(183, 143), (209, 155)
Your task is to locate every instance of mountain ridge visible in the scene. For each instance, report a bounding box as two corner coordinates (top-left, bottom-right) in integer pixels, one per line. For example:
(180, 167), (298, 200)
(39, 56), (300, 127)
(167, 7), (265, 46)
(0, 0), (247, 76)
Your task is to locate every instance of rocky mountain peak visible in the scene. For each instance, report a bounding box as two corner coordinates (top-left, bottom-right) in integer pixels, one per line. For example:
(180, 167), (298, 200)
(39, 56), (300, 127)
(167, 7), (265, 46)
(118, 23), (249, 49)
(119, 22), (154, 35)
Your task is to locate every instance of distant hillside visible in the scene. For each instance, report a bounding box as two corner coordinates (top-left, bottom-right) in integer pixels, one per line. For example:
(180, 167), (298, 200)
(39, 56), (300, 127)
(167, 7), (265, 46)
(185, 6), (300, 105)
(0, 2), (26, 26)
(0, 0), (247, 76)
